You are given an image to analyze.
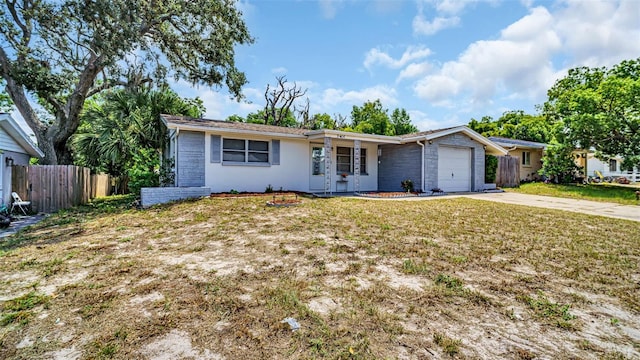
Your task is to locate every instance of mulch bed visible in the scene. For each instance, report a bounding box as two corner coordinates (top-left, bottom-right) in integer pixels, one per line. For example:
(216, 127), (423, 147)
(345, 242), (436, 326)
(358, 191), (450, 198)
(210, 192), (301, 198)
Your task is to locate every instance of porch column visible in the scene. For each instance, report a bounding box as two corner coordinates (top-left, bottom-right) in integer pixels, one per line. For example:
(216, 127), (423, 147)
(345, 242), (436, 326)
(354, 140), (361, 193)
(324, 137), (332, 194)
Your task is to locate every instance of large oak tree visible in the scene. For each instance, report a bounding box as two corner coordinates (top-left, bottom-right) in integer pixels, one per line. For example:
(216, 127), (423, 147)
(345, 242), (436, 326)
(0, 0), (252, 164)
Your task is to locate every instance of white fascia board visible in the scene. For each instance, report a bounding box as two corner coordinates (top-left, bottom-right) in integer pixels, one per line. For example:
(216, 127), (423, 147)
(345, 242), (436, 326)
(0, 114), (45, 158)
(403, 126), (508, 155)
(496, 143), (545, 150)
(306, 129), (402, 144)
(164, 123), (306, 139)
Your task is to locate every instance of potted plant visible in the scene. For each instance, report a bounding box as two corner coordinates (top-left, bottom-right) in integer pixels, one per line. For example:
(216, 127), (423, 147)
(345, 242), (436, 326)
(401, 179), (414, 193)
(340, 173), (348, 180)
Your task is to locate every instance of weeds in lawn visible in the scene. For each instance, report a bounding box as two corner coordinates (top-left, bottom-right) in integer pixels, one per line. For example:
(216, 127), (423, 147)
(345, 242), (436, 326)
(519, 291), (576, 329)
(401, 258), (429, 274)
(1, 292), (50, 326)
(433, 331), (461, 356)
(1, 196), (638, 359)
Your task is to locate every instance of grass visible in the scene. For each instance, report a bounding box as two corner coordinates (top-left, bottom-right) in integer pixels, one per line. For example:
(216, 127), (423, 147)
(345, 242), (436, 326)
(508, 182), (640, 205)
(518, 291), (577, 330)
(1, 292), (50, 326)
(0, 195), (639, 359)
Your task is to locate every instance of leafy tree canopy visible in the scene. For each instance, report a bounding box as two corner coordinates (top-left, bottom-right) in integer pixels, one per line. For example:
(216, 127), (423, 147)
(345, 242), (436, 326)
(0, 0), (252, 164)
(543, 58), (640, 168)
(345, 99), (417, 136)
(468, 110), (552, 144)
(0, 79), (12, 112)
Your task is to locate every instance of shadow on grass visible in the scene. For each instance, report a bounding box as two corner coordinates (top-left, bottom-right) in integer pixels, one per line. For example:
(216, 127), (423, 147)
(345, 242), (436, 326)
(0, 195), (135, 253)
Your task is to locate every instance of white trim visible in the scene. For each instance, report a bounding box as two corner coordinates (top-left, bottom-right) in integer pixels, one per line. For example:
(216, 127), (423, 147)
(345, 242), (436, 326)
(404, 126), (508, 156)
(164, 123), (306, 139)
(0, 114), (44, 158)
(306, 129), (402, 144)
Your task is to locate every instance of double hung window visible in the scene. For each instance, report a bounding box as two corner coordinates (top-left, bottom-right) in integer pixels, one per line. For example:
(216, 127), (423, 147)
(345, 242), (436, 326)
(222, 139), (269, 163)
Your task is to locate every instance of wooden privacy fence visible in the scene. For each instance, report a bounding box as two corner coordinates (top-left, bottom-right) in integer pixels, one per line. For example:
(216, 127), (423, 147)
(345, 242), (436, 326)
(12, 165), (113, 213)
(496, 156), (520, 188)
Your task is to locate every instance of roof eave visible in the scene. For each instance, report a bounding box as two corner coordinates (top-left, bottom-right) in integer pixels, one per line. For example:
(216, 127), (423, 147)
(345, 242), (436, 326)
(403, 126), (508, 155)
(0, 114), (45, 158)
(164, 122), (307, 139)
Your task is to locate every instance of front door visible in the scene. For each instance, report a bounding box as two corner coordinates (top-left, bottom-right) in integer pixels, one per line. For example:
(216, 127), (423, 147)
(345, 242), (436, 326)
(309, 145), (325, 191)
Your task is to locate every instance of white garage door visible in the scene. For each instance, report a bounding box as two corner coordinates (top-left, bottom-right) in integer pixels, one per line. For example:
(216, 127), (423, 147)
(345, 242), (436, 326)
(438, 146), (471, 192)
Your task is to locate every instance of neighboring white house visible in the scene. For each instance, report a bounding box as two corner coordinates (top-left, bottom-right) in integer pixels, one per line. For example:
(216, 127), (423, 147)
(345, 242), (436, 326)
(0, 114), (44, 205)
(585, 153), (640, 182)
(161, 115), (507, 194)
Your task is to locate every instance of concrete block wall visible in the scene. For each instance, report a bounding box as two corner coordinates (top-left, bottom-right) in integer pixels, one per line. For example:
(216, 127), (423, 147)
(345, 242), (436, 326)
(141, 187), (211, 208)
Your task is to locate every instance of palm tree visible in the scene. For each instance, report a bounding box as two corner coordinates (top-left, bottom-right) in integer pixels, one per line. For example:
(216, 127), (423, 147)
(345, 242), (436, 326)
(72, 87), (204, 193)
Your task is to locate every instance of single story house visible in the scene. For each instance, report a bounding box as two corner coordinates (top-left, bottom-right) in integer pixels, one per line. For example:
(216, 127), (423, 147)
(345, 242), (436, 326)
(0, 113), (44, 204)
(161, 115), (507, 194)
(488, 137), (546, 181)
(578, 153), (640, 182)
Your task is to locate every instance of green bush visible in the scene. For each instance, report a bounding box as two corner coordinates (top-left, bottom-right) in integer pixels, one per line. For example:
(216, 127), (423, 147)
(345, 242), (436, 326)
(485, 155), (498, 183)
(127, 149), (160, 196)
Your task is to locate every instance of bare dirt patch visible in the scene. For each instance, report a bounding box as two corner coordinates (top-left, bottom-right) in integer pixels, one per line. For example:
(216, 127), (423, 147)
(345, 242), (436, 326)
(1, 195), (639, 359)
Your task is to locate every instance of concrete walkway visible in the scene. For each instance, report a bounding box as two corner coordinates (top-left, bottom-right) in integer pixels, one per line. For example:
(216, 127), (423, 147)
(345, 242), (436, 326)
(465, 192), (640, 222)
(0, 214), (47, 239)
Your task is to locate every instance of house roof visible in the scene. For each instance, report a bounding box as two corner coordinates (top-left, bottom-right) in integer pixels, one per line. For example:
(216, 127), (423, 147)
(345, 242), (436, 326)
(160, 114), (508, 153)
(161, 115), (308, 138)
(0, 113), (44, 158)
(488, 136), (547, 150)
(403, 126), (508, 155)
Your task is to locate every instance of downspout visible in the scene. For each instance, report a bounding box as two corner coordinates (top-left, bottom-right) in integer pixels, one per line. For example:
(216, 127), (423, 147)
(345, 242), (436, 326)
(174, 127), (179, 187)
(417, 140), (425, 193)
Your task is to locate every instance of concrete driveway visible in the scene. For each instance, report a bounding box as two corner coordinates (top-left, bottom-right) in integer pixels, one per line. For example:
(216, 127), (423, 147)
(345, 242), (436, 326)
(465, 192), (640, 222)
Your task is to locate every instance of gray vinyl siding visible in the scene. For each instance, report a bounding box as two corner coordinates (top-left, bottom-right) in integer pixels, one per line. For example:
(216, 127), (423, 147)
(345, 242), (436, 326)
(424, 133), (485, 192)
(377, 143), (422, 192)
(177, 131), (205, 187)
(0, 127), (25, 154)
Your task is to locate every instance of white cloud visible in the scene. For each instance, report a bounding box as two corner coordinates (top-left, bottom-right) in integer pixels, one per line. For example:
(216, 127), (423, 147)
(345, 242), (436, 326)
(412, 15), (460, 36)
(271, 67), (287, 75)
(364, 45), (432, 70)
(432, 0), (469, 15)
(318, 0), (344, 19)
(554, 0), (640, 67)
(412, 0), (475, 36)
(413, 6), (562, 106)
(318, 85), (398, 110)
(397, 62), (432, 82)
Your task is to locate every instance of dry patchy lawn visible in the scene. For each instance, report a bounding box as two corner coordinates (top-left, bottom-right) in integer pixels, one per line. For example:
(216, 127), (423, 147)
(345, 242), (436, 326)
(0, 195), (639, 359)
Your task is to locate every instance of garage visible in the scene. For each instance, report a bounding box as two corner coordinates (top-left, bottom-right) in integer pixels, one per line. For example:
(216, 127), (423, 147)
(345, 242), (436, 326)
(437, 146), (471, 192)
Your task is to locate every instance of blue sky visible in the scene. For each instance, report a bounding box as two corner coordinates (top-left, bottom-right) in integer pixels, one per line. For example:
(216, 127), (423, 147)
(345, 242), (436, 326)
(173, 0), (639, 131)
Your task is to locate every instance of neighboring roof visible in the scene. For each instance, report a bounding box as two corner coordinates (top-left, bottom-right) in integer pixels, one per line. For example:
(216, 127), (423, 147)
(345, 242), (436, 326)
(161, 114), (507, 154)
(488, 136), (547, 150)
(0, 113), (44, 158)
